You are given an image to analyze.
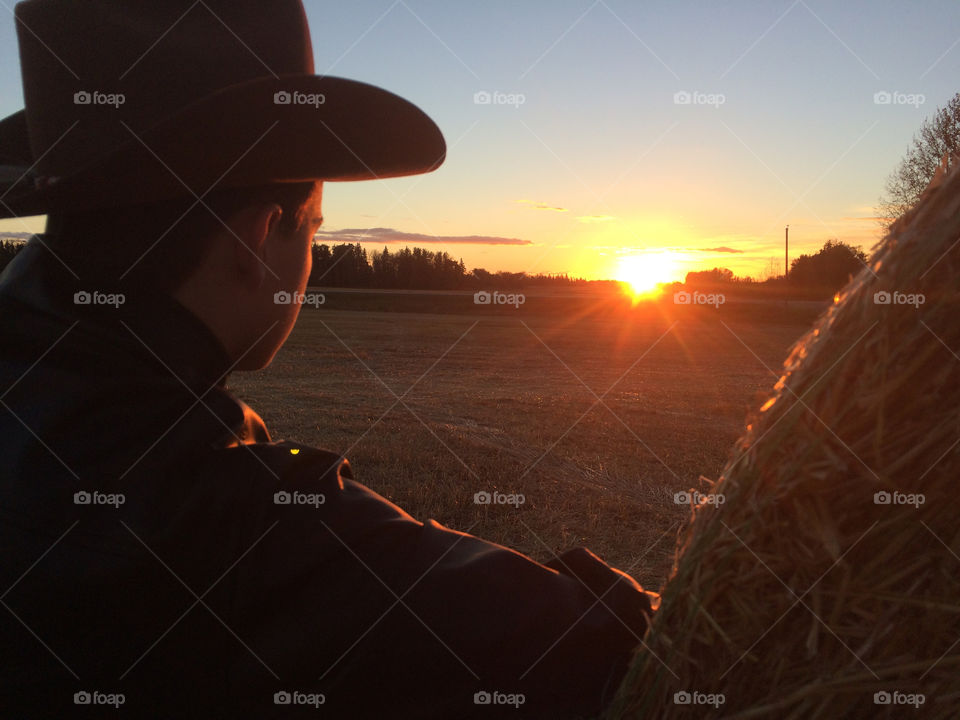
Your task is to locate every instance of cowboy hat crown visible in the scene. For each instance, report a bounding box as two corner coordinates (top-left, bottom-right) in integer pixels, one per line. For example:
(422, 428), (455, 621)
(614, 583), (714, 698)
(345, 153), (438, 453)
(0, 0), (445, 218)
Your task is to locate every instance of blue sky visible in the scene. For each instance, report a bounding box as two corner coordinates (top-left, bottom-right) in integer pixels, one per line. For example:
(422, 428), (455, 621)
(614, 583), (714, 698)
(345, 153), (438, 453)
(2, 0), (959, 281)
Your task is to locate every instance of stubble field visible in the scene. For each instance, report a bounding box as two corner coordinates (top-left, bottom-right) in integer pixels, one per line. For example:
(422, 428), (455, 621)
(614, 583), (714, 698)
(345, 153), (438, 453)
(229, 294), (822, 591)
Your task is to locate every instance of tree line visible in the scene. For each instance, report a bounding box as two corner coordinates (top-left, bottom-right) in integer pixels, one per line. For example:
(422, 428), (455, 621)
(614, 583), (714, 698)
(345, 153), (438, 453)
(684, 239), (867, 293)
(308, 243), (588, 290)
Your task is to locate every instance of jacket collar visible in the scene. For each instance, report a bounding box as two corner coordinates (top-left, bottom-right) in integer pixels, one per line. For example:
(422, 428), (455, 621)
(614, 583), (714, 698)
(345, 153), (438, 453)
(0, 234), (234, 390)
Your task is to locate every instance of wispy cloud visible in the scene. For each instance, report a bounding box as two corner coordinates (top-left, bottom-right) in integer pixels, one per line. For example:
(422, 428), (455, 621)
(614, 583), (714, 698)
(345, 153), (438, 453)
(576, 215), (616, 223)
(316, 227), (531, 246)
(515, 199), (569, 212)
(699, 246), (744, 253)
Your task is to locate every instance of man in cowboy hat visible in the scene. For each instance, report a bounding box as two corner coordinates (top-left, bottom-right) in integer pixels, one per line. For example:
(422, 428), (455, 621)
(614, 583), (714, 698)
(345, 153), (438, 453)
(0, 1), (656, 717)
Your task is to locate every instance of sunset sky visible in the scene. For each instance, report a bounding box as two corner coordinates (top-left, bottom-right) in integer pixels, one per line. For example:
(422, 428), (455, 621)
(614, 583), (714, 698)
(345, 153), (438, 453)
(2, 1), (959, 282)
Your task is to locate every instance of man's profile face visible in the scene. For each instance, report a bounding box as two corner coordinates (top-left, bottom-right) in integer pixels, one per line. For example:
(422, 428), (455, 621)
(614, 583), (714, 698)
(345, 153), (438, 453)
(239, 182), (324, 371)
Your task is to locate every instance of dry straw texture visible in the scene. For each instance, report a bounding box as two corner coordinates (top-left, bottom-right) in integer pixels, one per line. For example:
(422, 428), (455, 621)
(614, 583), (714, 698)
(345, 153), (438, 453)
(608, 161), (960, 719)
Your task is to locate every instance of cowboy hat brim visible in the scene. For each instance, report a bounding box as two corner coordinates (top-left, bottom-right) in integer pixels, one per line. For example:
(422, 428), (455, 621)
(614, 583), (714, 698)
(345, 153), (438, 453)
(0, 74), (445, 219)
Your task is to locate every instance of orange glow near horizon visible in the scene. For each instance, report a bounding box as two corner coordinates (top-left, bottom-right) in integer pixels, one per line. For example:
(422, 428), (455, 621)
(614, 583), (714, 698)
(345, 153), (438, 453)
(615, 253), (679, 300)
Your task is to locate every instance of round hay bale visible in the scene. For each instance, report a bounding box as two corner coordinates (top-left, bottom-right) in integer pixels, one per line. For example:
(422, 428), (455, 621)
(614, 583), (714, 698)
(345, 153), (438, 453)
(608, 162), (960, 719)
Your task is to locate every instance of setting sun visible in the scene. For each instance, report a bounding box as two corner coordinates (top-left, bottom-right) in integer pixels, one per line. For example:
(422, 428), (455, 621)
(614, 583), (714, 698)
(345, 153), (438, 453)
(615, 254), (679, 299)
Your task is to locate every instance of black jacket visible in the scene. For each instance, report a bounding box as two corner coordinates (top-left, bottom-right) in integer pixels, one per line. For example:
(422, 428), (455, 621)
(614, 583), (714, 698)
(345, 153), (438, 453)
(0, 237), (654, 719)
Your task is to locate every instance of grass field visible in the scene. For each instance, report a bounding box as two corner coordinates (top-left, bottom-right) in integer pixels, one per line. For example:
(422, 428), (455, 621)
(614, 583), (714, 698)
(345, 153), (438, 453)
(229, 292), (824, 591)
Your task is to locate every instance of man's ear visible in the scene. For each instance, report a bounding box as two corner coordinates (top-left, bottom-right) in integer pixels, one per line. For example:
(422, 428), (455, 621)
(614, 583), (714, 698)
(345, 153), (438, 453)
(232, 203), (282, 291)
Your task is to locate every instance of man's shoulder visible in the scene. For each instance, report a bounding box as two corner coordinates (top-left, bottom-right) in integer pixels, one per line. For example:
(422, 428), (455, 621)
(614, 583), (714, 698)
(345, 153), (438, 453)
(187, 439), (358, 516)
(205, 439), (352, 484)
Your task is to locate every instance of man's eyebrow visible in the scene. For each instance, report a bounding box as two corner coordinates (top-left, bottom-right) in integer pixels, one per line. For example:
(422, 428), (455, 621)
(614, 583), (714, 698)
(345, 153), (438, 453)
(313, 216), (324, 225)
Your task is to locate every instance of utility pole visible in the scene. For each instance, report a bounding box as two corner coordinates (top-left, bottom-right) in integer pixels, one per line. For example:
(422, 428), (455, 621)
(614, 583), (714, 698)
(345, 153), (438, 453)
(784, 225), (789, 280)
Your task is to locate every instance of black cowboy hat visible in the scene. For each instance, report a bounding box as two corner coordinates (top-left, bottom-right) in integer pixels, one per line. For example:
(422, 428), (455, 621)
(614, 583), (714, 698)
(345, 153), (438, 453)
(0, 0), (446, 219)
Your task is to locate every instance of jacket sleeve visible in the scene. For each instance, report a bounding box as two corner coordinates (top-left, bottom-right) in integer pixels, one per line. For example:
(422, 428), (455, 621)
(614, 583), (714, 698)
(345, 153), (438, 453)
(226, 444), (656, 719)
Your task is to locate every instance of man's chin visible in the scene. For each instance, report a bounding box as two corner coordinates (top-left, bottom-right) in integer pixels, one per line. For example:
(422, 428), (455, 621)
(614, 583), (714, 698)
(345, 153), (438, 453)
(233, 352), (278, 372)
(231, 340), (283, 372)
(230, 316), (296, 372)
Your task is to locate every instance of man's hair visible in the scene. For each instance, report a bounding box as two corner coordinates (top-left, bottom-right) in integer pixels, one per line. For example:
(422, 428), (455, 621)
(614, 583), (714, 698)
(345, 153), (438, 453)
(46, 181), (319, 293)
